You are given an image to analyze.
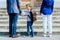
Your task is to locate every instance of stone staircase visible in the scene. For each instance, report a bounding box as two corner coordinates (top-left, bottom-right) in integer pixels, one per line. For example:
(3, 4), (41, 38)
(0, 8), (60, 35)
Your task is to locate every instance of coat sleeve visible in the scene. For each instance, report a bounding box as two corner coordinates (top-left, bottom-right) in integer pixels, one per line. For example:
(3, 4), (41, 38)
(6, 0), (9, 7)
(40, 0), (44, 13)
(17, 0), (20, 5)
(40, 5), (43, 13)
(7, 0), (9, 8)
(16, 0), (22, 14)
(51, 1), (54, 12)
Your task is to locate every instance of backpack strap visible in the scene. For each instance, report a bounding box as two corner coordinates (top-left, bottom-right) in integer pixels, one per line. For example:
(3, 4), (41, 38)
(28, 9), (33, 22)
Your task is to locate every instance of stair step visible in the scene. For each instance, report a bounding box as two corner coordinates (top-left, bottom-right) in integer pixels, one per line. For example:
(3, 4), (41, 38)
(0, 28), (60, 32)
(0, 16), (60, 18)
(0, 12), (60, 14)
(0, 8), (60, 11)
(0, 24), (60, 27)
(0, 8), (60, 33)
(0, 19), (60, 21)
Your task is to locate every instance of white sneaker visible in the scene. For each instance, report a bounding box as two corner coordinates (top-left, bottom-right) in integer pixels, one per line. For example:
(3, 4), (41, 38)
(48, 33), (52, 37)
(49, 35), (52, 37)
(43, 34), (47, 37)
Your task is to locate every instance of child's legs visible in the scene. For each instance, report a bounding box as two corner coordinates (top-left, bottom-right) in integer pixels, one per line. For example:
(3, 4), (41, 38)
(27, 21), (30, 36)
(47, 15), (52, 33)
(30, 22), (34, 36)
(42, 15), (48, 34)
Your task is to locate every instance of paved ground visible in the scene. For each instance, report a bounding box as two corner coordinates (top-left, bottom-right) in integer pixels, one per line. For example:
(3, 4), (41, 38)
(0, 36), (60, 40)
(0, 32), (60, 40)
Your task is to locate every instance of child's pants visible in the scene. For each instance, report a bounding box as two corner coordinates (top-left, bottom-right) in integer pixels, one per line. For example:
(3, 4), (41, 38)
(27, 21), (34, 37)
(42, 15), (52, 34)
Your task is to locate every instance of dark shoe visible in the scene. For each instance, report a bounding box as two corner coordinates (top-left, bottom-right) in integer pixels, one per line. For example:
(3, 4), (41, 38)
(12, 35), (20, 38)
(30, 35), (34, 37)
(9, 35), (13, 37)
(30, 32), (34, 37)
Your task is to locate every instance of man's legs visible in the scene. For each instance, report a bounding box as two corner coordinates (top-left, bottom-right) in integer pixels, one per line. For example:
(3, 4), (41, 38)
(12, 13), (18, 35)
(9, 14), (13, 36)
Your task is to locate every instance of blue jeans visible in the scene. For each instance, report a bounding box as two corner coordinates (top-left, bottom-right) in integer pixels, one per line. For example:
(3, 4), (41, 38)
(27, 21), (34, 37)
(9, 13), (18, 35)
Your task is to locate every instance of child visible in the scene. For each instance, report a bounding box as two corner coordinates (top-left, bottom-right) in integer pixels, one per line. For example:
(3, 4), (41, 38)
(40, 0), (54, 37)
(21, 3), (36, 37)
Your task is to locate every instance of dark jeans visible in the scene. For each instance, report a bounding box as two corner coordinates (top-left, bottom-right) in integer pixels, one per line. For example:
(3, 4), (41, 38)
(27, 21), (34, 37)
(9, 13), (18, 35)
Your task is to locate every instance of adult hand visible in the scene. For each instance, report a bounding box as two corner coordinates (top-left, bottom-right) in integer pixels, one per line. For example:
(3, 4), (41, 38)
(19, 9), (22, 15)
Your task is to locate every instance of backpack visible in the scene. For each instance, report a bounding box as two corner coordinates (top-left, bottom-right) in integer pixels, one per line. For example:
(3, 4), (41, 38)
(29, 9), (37, 22)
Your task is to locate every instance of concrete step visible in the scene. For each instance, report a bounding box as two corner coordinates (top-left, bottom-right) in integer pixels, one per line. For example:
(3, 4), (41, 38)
(0, 20), (60, 26)
(0, 23), (60, 28)
(0, 22), (59, 28)
(0, 8), (60, 11)
(0, 8), (60, 15)
(0, 12), (60, 15)
(0, 18), (60, 21)
(0, 8), (60, 33)
(0, 28), (60, 32)
(0, 15), (60, 19)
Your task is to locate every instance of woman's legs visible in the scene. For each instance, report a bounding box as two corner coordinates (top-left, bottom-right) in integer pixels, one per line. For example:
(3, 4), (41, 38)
(42, 15), (52, 37)
(42, 15), (48, 37)
(47, 15), (52, 37)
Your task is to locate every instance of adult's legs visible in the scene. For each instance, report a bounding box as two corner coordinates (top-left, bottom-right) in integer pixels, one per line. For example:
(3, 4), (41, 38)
(47, 15), (52, 37)
(42, 15), (48, 37)
(12, 13), (18, 35)
(9, 14), (14, 36)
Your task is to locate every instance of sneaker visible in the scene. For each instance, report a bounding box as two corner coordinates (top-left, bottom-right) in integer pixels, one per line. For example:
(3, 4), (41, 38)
(12, 34), (20, 38)
(30, 35), (34, 37)
(43, 33), (47, 37)
(9, 35), (12, 37)
(48, 33), (52, 37)
(49, 35), (52, 37)
(9, 34), (13, 37)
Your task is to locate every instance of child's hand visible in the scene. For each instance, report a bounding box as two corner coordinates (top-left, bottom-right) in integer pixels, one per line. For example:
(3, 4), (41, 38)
(21, 11), (26, 16)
